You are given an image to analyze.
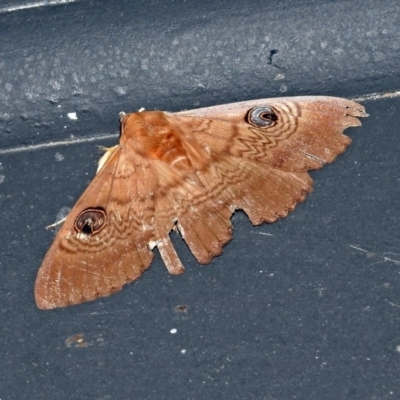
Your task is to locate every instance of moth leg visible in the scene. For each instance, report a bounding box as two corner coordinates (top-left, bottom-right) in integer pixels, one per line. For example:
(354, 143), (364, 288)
(45, 217), (67, 230)
(157, 234), (185, 275)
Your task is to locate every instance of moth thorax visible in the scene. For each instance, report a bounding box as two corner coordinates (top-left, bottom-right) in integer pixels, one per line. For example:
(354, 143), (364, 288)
(247, 106), (278, 127)
(74, 208), (107, 235)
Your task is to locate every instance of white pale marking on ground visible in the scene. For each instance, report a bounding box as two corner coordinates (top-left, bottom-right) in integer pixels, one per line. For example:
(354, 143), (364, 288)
(0, 133), (118, 155)
(170, 328), (177, 334)
(250, 231), (273, 236)
(352, 90), (400, 102)
(0, 162), (4, 183)
(0, 0), (77, 13)
(55, 152), (64, 161)
(181, 349), (187, 354)
(67, 112), (78, 120)
(350, 244), (400, 266)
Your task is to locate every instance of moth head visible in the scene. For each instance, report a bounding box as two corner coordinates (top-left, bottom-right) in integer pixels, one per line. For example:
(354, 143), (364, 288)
(246, 106), (278, 127)
(74, 208), (107, 235)
(120, 111), (180, 146)
(119, 109), (152, 132)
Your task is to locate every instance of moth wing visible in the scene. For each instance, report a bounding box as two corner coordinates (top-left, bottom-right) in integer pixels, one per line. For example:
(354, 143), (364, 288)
(175, 96), (367, 171)
(158, 96), (366, 260)
(148, 156), (311, 266)
(35, 147), (156, 309)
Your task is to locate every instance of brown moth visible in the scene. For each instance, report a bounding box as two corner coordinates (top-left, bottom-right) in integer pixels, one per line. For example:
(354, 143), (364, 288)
(35, 96), (366, 309)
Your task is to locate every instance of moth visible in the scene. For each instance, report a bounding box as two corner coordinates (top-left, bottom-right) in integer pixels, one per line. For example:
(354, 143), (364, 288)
(35, 96), (366, 309)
